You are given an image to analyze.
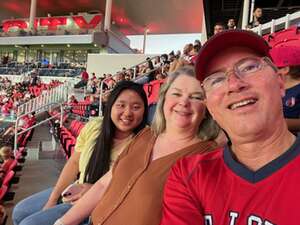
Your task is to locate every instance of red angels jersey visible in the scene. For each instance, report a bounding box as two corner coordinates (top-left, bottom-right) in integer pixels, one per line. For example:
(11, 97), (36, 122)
(160, 137), (300, 225)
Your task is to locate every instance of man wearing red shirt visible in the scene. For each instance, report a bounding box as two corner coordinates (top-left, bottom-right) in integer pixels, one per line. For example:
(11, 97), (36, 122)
(160, 30), (300, 225)
(81, 69), (89, 82)
(74, 68), (89, 88)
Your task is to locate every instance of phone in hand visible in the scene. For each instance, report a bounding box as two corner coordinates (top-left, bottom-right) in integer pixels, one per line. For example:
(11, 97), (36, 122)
(61, 183), (82, 198)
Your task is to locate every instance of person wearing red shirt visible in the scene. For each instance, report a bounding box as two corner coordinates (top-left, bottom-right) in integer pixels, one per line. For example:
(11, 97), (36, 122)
(74, 68), (89, 88)
(81, 69), (89, 82)
(0, 145), (14, 178)
(160, 30), (300, 225)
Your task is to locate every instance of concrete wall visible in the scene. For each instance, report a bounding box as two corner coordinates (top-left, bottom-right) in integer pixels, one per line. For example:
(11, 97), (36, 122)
(87, 53), (157, 76)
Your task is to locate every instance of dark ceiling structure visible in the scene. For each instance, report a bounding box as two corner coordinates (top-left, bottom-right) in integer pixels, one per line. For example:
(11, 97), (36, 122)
(0, 0), (204, 35)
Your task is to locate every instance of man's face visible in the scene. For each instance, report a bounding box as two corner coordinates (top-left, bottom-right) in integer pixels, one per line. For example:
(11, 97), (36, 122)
(204, 47), (285, 141)
(214, 25), (225, 35)
(228, 19), (235, 28)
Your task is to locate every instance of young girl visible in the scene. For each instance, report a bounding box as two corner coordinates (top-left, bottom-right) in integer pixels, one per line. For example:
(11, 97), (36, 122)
(13, 81), (148, 225)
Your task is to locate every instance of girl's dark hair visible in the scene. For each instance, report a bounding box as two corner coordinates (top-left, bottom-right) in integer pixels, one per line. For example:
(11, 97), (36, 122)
(84, 81), (148, 183)
(288, 65), (300, 80)
(147, 60), (154, 70)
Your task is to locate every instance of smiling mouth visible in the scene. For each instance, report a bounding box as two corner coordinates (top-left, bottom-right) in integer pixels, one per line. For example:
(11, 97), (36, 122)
(174, 110), (192, 116)
(228, 98), (257, 110)
(120, 118), (133, 125)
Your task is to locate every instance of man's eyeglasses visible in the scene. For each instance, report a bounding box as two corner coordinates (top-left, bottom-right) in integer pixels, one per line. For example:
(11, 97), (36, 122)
(202, 57), (275, 92)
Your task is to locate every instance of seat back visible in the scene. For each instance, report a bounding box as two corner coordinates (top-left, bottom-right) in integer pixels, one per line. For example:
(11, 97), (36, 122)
(3, 170), (15, 186)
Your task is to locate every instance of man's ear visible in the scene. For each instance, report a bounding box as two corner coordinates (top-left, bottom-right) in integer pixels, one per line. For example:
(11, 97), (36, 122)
(278, 66), (290, 76)
(276, 69), (286, 98)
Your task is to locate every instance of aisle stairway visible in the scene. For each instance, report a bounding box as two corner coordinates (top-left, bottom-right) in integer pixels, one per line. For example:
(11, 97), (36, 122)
(5, 113), (66, 225)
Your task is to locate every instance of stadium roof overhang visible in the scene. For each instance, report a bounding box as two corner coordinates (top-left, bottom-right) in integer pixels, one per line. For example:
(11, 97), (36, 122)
(0, 0), (204, 35)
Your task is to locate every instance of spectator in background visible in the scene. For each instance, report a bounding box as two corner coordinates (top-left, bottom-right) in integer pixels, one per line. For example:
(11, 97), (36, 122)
(68, 95), (78, 105)
(182, 44), (194, 61)
(175, 50), (181, 59)
(190, 44), (201, 65)
(2, 56), (8, 65)
(87, 79), (97, 94)
(135, 65), (140, 75)
(214, 22), (225, 35)
(74, 68), (89, 88)
(160, 54), (170, 66)
(104, 74), (115, 89)
(169, 44), (193, 72)
(91, 73), (97, 81)
(154, 56), (162, 68)
(114, 72), (125, 83)
(251, 7), (264, 27)
(0, 144), (14, 179)
(30, 69), (38, 86)
(98, 77), (109, 92)
(245, 24), (253, 30)
(124, 74), (131, 81)
(270, 46), (300, 133)
(169, 53), (180, 72)
(194, 39), (201, 47)
(146, 57), (156, 82)
(227, 18), (236, 29)
(81, 68), (89, 83)
(155, 71), (165, 80)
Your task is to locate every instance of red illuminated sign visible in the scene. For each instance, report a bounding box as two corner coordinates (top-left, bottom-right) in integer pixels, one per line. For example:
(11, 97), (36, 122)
(2, 14), (102, 32)
(72, 15), (102, 29)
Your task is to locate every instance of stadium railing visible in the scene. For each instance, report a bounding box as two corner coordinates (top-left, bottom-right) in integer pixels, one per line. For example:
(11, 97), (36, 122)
(0, 66), (83, 77)
(14, 82), (70, 152)
(251, 10), (300, 36)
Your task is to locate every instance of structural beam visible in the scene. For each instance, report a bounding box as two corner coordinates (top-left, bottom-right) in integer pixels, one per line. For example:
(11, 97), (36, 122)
(242, 0), (250, 29)
(104, 0), (113, 31)
(29, 0), (37, 32)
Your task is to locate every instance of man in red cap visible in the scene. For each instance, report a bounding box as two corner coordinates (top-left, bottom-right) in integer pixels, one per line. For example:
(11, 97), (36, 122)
(160, 30), (300, 225)
(270, 46), (300, 133)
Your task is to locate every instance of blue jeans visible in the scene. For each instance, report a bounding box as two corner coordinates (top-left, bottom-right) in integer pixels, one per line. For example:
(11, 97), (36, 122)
(13, 187), (89, 225)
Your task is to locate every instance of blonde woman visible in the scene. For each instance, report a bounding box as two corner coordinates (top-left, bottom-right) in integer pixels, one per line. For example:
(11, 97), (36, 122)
(55, 65), (220, 225)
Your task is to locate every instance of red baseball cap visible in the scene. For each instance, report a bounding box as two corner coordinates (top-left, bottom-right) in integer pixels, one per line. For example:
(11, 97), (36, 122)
(195, 29), (271, 82)
(270, 46), (300, 68)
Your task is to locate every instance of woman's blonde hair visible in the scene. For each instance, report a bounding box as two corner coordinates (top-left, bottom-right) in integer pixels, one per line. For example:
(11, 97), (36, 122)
(151, 65), (220, 141)
(0, 146), (12, 160)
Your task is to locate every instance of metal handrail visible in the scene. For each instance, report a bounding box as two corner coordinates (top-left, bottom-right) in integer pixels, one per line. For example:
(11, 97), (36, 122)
(97, 64), (164, 117)
(116, 55), (158, 79)
(14, 82), (69, 152)
(13, 102), (64, 153)
(132, 65), (164, 82)
(17, 82), (68, 115)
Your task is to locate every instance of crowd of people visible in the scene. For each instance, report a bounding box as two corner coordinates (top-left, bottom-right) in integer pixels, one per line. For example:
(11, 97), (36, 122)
(77, 8), (266, 108)
(213, 7), (266, 35)
(0, 75), (62, 116)
(77, 39), (203, 113)
(0, 58), (84, 77)
(4, 5), (300, 225)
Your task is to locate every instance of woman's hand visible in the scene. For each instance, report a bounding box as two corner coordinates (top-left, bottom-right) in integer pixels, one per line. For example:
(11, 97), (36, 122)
(43, 198), (58, 210)
(62, 183), (93, 204)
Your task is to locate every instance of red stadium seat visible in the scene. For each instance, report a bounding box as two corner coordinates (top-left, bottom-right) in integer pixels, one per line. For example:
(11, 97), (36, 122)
(8, 160), (18, 172)
(2, 170), (15, 186)
(0, 185), (8, 201)
(266, 25), (300, 48)
(144, 79), (165, 105)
